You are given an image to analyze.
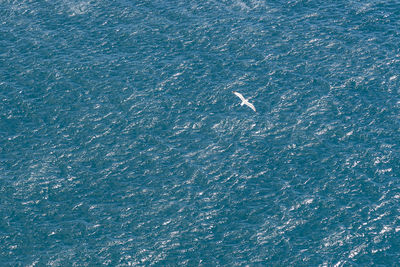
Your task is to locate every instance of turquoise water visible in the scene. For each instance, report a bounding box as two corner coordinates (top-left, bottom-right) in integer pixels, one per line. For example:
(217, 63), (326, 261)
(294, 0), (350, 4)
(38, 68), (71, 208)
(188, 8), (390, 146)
(1, 0), (399, 265)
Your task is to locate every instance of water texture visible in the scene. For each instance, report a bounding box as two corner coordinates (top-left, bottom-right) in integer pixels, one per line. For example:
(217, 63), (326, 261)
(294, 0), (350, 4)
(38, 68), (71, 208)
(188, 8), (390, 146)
(1, 0), (399, 265)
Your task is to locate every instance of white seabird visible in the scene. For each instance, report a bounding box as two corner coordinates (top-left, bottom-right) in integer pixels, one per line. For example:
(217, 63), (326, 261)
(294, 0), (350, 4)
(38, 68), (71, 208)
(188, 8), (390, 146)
(233, 92), (256, 112)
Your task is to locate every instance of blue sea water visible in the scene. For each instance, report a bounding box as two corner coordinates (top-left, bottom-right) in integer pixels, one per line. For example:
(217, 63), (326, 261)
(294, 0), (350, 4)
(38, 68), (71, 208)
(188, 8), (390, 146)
(1, 0), (400, 265)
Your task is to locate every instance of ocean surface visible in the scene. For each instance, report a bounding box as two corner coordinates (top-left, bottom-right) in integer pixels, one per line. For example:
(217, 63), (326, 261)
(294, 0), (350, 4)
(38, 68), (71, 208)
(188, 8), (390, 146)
(1, 0), (399, 265)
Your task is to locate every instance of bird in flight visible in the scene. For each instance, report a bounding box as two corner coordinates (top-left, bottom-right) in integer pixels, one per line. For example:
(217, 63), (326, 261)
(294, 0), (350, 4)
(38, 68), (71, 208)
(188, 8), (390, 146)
(233, 92), (256, 112)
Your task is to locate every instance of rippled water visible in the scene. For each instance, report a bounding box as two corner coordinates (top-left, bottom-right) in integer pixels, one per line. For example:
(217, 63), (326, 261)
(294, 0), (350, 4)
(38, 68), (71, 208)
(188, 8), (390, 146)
(1, 0), (399, 265)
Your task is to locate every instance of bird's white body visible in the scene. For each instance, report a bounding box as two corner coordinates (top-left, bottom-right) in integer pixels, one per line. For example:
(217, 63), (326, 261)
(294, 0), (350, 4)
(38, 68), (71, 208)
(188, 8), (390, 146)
(233, 92), (256, 112)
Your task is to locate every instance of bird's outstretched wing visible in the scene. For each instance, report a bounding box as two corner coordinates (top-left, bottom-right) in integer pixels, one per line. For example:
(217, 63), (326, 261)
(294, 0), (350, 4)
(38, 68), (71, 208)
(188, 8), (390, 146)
(245, 102), (256, 112)
(233, 91), (245, 102)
